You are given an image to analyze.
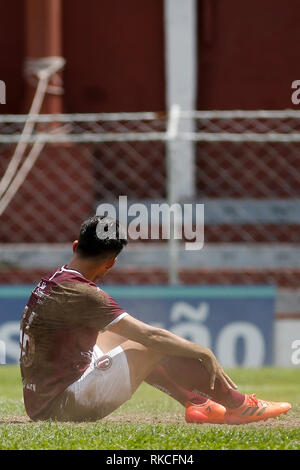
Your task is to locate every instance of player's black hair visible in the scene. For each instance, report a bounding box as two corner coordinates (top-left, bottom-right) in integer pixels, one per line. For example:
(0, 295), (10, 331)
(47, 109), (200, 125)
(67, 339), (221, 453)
(76, 215), (127, 259)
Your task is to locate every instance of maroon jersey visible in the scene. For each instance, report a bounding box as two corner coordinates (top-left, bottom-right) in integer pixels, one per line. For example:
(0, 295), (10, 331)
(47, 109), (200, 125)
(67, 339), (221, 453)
(20, 266), (127, 420)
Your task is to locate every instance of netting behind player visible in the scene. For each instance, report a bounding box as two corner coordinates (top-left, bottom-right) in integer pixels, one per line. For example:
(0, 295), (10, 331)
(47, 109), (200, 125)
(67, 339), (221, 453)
(0, 109), (299, 288)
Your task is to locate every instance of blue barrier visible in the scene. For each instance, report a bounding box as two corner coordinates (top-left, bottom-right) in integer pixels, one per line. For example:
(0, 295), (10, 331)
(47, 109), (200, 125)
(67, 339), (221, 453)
(0, 285), (275, 366)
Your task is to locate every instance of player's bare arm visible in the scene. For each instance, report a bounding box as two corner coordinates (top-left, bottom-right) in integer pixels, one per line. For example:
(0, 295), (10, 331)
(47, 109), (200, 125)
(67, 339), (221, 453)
(108, 314), (237, 391)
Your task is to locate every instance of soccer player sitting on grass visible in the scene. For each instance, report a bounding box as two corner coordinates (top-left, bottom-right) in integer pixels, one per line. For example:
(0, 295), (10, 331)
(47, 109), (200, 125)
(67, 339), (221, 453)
(20, 216), (291, 424)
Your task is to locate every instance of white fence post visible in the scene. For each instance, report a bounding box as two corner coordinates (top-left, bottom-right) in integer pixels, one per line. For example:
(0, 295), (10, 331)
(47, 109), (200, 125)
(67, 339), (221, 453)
(166, 104), (181, 285)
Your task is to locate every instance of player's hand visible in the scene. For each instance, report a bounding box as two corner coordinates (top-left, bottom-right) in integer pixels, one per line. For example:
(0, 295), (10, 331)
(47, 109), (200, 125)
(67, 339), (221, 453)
(200, 349), (238, 391)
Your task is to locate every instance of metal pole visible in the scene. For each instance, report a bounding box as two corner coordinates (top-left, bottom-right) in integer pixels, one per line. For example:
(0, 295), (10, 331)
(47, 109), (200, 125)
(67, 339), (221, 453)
(166, 105), (181, 285)
(164, 0), (198, 284)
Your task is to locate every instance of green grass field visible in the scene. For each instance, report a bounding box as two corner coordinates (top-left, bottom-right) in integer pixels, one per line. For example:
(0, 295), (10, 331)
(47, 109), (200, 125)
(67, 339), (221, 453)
(0, 365), (299, 450)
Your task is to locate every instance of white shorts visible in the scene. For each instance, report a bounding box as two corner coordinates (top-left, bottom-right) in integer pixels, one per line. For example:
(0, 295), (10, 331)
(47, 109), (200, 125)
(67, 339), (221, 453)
(53, 344), (132, 421)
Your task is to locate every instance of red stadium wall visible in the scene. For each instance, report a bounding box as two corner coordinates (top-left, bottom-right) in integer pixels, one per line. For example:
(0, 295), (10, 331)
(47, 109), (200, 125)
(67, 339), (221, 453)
(197, 0), (300, 109)
(62, 0), (165, 113)
(0, 0), (25, 114)
(1, 0), (299, 114)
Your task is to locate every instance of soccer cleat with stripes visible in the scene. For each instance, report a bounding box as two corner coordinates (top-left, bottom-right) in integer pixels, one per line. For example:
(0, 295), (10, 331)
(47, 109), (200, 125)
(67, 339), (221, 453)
(185, 399), (226, 424)
(224, 393), (291, 424)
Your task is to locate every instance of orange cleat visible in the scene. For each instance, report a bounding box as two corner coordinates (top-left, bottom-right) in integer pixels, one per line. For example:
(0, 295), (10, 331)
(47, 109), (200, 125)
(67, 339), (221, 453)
(185, 399), (226, 424)
(224, 394), (291, 425)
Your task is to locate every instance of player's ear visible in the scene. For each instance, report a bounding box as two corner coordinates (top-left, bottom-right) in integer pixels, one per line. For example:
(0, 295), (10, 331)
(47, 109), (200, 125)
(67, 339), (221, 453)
(72, 240), (79, 253)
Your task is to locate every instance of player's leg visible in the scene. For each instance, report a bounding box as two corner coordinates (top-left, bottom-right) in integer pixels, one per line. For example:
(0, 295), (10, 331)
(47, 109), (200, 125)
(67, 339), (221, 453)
(97, 333), (231, 423)
(97, 331), (226, 424)
(102, 341), (251, 423)
(97, 332), (291, 425)
(98, 331), (200, 400)
(97, 332), (230, 403)
(104, 336), (291, 424)
(98, 331), (214, 408)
